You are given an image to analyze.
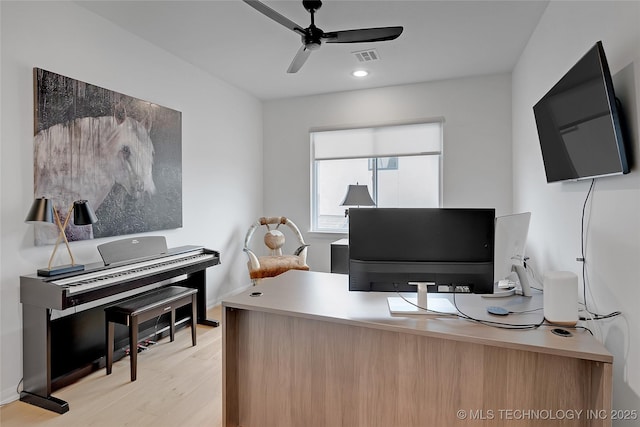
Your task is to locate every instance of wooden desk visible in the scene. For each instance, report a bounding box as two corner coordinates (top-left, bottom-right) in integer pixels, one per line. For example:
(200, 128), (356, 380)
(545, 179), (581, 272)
(222, 271), (612, 427)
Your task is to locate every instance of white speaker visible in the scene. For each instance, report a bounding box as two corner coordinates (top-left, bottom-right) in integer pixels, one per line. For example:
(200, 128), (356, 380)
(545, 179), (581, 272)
(543, 271), (578, 326)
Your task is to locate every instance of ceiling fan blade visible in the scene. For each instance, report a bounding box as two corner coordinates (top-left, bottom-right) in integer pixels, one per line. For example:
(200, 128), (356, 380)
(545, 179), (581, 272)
(323, 26), (403, 43)
(243, 0), (305, 36)
(287, 45), (312, 73)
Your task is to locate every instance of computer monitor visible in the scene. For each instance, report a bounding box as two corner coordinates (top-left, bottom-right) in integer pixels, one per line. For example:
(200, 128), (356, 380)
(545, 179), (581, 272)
(492, 212), (532, 297)
(494, 212), (531, 281)
(348, 208), (495, 295)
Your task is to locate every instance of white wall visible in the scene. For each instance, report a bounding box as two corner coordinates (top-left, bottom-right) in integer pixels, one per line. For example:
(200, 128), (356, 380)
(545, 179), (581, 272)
(263, 74), (514, 272)
(513, 0), (640, 417)
(0, 1), (262, 403)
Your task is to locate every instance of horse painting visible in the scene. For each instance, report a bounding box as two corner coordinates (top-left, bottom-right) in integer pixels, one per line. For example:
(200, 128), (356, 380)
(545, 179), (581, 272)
(34, 110), (156, 245)
(33, 68), (183, 246)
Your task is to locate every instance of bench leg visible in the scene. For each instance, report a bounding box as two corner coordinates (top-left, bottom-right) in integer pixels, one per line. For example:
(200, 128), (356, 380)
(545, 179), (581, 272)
(130, 316), (138, 382)
(191, 294), (197, 347)
(170, 309), (175, 342)
(106, 321), (114, 375)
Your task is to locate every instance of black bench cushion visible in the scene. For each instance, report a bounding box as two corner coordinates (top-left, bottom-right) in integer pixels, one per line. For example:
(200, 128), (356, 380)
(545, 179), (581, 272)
(105, 286), (197, 317)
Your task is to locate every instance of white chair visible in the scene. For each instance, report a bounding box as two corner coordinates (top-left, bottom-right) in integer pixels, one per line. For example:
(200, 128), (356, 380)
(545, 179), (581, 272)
(243, 216), (309, 284)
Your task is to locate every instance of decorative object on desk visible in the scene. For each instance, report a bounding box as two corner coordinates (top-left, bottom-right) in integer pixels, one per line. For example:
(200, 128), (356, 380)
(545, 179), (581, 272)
(543, 271), (578, 326)
(25, 197), (98, 276)
(243, 216), (309, 284)
(340, 183), (375, 217)
(33, 68), (182, 246)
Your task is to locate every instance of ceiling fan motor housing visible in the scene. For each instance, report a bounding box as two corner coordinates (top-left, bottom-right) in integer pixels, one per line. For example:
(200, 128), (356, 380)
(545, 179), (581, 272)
(303, 25), (323, 49)
(303, 0), (322, 14)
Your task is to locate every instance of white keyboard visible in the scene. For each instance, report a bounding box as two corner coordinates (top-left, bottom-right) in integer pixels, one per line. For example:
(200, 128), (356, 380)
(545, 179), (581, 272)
(52, 251), (215, 295)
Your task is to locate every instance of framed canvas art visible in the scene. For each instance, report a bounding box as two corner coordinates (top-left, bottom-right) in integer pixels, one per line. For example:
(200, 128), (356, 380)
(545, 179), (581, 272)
(33, 68), (182, 245)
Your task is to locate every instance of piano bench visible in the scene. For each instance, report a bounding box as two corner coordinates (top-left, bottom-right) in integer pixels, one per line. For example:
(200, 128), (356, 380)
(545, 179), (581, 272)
(105, 285), (197, 382)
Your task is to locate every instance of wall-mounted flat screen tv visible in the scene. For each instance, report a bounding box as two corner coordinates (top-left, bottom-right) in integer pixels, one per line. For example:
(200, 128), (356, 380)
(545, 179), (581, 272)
(533, 41), (629, 183)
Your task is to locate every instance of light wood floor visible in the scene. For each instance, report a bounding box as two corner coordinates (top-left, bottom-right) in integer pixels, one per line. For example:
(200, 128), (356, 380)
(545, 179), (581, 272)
(0, 305), (223, 427)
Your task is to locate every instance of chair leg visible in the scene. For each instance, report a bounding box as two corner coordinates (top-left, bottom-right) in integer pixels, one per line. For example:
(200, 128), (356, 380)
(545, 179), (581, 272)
(191, 294), (197, 347)
(130, 316), (138, 382)
(106, 321), (114, 375)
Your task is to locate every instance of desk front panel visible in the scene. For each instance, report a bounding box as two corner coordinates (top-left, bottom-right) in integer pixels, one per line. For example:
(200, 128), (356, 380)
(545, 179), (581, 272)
(222, 271), (612, 427)
(223, 307), (611, 427)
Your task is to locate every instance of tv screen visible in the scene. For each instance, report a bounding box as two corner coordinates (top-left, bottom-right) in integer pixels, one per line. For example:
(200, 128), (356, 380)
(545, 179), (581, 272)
(533, 41), (629, 183)
(348, 208), (495, 294)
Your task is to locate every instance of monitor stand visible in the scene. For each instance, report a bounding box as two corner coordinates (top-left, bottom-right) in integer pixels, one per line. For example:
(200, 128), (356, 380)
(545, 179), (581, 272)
(482, 287), (517, 298)
(388, 282), (458, 314)
(482, 265), (533, 299)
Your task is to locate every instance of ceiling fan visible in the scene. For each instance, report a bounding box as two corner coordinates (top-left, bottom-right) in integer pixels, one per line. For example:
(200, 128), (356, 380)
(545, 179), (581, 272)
(243, 0), (403, 73)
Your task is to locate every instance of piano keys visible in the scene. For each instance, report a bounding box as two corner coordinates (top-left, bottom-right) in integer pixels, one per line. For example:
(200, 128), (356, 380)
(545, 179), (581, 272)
(19, 244), (220, 413)
(55, 250), (215, 294)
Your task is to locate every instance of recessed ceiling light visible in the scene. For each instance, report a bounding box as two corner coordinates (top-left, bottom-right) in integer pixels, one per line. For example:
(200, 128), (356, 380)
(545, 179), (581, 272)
(352, 70), (369, 78)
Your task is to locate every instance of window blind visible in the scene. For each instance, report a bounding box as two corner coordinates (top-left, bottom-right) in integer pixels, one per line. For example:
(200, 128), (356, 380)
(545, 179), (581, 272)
(312, 121), (443, 161)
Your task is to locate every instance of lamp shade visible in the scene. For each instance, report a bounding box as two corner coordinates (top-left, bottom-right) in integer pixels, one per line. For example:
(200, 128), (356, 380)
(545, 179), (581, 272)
(73, 200), (98, 225)
(340, 184), (376, 207)
(25, 197), (55, 223)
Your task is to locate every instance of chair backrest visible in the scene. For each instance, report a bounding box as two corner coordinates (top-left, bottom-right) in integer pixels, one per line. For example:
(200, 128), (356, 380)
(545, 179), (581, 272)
(244, 216), (307, 256)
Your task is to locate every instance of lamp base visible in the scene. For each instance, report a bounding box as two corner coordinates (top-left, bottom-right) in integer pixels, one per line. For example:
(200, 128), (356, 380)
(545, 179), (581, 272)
(37, 264), (85, 277)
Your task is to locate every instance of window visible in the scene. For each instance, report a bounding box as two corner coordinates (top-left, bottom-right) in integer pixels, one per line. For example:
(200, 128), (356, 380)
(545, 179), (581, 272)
(311, 121), (443, 232)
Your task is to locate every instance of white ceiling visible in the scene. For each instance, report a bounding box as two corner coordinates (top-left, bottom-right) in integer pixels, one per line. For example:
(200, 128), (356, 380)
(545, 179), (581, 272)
(77, 0), (549, 100)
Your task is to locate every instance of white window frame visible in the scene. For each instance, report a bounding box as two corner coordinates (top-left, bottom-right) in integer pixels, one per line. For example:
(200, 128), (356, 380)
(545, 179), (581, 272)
(310, 119), (444, 233)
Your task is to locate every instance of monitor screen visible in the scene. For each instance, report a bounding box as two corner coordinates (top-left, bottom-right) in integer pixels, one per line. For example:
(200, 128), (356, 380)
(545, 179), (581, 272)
(493, 212), (531, 283)
(533, 41), (629, 183)
(348, 208), (495, 294)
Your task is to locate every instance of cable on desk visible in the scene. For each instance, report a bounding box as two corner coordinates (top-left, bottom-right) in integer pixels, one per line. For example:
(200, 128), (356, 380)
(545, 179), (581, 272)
(395, 287), (597, 332)
(394, 290), (605, 337)
(539, 322), (594, 336)
(394, 290), (545, 330)
(394, 292), (459, 317)
(452, 293), (546, 330)
(580, 311), (621, 321)
(508, 307), (543, 314)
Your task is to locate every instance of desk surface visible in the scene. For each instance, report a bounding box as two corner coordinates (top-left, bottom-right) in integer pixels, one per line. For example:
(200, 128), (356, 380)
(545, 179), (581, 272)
(223, 270), (612, 363)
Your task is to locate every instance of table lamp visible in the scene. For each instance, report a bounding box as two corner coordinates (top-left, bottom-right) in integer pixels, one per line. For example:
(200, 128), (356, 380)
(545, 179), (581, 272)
(340, 184), (375, 217)
(25, 197), (98, 276)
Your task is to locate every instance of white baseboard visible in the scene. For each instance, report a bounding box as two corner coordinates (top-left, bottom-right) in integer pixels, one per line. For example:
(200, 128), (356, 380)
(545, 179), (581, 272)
(1, 385), (19, 406)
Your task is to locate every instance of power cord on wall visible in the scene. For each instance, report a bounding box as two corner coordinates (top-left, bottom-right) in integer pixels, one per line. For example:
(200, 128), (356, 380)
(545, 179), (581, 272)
(578, 179), (621, 321)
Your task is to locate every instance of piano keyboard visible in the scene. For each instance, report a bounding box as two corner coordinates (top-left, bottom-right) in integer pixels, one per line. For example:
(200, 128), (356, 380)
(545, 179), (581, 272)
(52, 250), (215, 295)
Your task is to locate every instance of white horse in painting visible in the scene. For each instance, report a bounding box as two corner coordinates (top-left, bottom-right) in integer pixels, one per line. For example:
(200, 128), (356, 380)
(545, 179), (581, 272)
(34, 111), (156, 245)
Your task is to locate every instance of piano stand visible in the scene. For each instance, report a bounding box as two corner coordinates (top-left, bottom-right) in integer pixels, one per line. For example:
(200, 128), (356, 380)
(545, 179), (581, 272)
(200, 319), (220, 327)
(188, 269), (221, 328)
(20, 391), (69, 414)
